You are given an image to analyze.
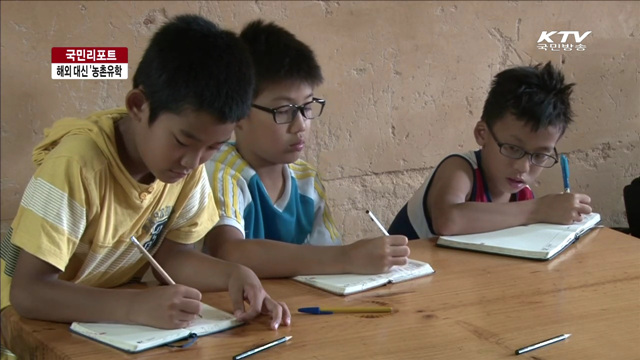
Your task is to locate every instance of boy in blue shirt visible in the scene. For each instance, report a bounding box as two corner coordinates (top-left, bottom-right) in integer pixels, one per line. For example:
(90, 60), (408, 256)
(389, 62), (592, 239)
(204, 20), (410, 277)
(1, 15), (289, 340)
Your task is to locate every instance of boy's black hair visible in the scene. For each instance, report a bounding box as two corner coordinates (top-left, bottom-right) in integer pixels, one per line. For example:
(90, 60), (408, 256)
(133, 14), (254, 124)
(240, 19), (323, 96)
(481, 62), (575, 134)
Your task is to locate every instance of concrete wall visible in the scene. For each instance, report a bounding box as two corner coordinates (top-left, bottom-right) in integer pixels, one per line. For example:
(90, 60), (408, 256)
(1, 1), (638, 242)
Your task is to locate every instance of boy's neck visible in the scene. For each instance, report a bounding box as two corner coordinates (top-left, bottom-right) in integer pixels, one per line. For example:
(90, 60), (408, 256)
(258, 165), (287, 203)
(485, 175), (511, 203)
(490, 190), (511, 203)
(236, 143), (287, 203)
(115, 116), (155, 184)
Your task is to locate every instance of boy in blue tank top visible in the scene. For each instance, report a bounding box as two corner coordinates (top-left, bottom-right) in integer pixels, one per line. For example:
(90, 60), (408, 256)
(204, 20), (410, 277)
(389, 62), (592, 239)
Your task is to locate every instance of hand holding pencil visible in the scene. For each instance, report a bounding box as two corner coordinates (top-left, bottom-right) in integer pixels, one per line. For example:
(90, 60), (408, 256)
(129, 236), (203, 328)
(341, 211), (410, 274)
(534, 193), (592, 225)
(131, 236), (290, 331)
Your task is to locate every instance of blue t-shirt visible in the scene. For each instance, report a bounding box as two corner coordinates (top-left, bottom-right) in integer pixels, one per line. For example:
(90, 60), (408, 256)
(205, 143), (341, 245)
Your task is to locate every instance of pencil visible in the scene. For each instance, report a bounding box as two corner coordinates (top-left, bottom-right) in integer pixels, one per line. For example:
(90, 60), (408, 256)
(233, 335), (292, 360)
(130, 236), (175, 285)
(515, 334), (571, 355)
(366, 210), (390, 236)
(130, 236), (203, 318)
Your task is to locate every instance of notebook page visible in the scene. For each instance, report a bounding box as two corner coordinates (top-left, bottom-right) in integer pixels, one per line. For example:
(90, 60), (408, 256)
(70, 322), (188, 352)
(540, 212), (602, 254)
(70, 303), (241, 352)
(186, 303), (242, 335)
(437, 212), (601, 258)
(294, 273), (390, 294)
(294, 259), (435, 294)
(388, 259), (435, 283)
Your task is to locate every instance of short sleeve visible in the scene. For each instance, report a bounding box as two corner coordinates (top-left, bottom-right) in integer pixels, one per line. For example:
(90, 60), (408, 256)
(9, 155), (88, 271)
(164, 165), (218, 244)
(205, 156), (251, 238)
(306, 173), (342, 245)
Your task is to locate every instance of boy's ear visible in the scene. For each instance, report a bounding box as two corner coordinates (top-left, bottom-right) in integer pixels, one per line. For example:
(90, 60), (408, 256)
(474, 120), (488, 146)
(125, 89), (149, 124)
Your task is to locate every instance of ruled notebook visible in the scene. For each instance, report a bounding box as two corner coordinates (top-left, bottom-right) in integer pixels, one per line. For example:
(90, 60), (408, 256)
(437, 212), (601, 260)
(70, 303), (243, 353)
(293, 259), (435, 295)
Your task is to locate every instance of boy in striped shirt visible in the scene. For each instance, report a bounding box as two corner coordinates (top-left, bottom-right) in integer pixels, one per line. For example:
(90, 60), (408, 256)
(204, 20), (410, 277)
(1, 15), (289, 343)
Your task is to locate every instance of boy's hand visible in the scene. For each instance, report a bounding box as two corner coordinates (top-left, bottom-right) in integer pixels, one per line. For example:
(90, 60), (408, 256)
(345, 235), (410, 274)
(129, 284), (202, 329)
(535, 193), (592, 224)
(227, 265), (291, 330)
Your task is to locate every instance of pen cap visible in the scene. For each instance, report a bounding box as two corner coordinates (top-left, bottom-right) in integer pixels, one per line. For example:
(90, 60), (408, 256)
(298, 307), (333, 315)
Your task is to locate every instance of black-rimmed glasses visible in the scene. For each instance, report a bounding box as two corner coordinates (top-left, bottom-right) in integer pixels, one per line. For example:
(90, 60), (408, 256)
(487, 126), (558, 168)
(251, 98), (326, 124)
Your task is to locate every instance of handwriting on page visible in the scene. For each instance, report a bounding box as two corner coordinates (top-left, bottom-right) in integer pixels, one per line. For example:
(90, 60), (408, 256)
(541, 232), (563, 251)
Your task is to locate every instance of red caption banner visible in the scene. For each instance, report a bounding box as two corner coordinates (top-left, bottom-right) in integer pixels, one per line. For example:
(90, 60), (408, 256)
(52, 47), (128, 80)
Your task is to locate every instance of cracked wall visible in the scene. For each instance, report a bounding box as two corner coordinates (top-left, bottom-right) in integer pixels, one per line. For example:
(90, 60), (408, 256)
(1, 1), (638, 242)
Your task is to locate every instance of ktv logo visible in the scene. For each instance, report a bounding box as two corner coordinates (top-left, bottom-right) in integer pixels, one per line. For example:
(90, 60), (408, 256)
(537, 31), (592, 52)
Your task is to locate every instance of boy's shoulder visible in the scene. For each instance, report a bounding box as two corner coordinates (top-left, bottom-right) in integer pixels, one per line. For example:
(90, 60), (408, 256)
(206, 143), (256, 184)
(49, 134), (108, 170)
(209, 143), (319, 175)
(208, 142), (251, 176)
(38, 109), (127, 175)
(210, 142), (241, 163)
(207, 143), (323, 186)
(288, 159), (319, 180)
(437, 150), (479, 171)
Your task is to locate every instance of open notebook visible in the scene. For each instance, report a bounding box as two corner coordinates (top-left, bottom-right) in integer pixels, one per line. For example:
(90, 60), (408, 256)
(70, 303), (243, 353)
(293, 259), (435, 295)
(437, 212), (601, 260)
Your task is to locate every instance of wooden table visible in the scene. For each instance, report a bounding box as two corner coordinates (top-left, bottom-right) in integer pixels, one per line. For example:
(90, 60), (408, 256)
(2, 228), (639, 359)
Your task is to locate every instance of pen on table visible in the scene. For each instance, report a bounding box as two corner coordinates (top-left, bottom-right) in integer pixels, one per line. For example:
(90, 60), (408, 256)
(130, 236), (202, 318)
(561, 154), (570, 193)
(515, 333), (571, 355)
(232, 335), (292, 360)
(298, 306), (393, 315)
(366, 210), (390, 236)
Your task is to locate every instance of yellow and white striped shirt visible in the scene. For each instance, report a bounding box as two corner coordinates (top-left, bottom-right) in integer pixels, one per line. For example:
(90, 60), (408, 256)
(1, 109), (217, 310)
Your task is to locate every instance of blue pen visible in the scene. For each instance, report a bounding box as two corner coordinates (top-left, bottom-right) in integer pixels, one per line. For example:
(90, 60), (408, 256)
(561, 154), (570, 193)
(298, 306), (393, 315)
(560, 154), (571, 193)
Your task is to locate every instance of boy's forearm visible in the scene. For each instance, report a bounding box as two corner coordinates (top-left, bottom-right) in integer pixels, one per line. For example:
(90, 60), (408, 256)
(215, 239), (349, 278)
(434, 200), (538, 235)
(11, 279), (138, 324)
(156, 246), (237, 291)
